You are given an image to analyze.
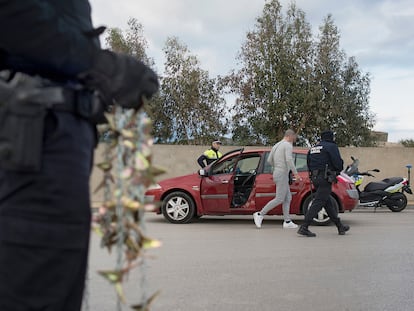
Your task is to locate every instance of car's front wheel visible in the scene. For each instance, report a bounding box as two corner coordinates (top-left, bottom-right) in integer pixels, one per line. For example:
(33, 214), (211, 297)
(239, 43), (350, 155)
(302, 195), (339, 226)
(162, 191), (196, 224)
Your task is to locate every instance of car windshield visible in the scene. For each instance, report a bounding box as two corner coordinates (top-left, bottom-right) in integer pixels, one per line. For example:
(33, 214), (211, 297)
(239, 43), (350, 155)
(211, 154), (261, 175)
(211, 157), (238, 175)
(235, 156), (261, 174)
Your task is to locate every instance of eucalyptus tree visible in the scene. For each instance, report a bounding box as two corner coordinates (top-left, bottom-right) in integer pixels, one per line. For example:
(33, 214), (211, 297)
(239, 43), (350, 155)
(159, 37), (226, 144)
(227, 1), (374, 146)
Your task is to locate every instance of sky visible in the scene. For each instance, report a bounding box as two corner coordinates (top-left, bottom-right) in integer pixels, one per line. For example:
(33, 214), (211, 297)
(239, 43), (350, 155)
(89, 0), (414, 142)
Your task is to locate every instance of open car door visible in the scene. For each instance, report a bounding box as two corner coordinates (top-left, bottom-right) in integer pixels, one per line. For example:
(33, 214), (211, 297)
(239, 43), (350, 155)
(200, 156), (238, 213)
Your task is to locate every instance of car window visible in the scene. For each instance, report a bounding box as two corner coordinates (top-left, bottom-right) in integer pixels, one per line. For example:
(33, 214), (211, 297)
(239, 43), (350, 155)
(235, 156), (261, 174)
(263, 152), (272, 174)
(211, 157), (238, 175)
(295, 153), (308, 172)
(263, 151), (309, 173)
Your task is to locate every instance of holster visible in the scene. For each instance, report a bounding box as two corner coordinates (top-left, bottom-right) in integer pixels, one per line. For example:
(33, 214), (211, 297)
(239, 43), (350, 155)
(311, 168), (337, 183)
(0, 73), (55, 171)
(0, 99), (46, 172)
(324, 166), (338, 183)
(0, 71), (101, 172)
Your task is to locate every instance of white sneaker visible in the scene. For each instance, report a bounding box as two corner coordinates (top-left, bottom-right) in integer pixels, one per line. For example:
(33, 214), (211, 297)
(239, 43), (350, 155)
(253, 212), (264, 228)
(283, 221), (298, 229)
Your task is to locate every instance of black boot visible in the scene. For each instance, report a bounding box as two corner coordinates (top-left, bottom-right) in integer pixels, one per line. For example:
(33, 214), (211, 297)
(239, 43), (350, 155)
(297, 225), (316, 237)
(333, 218), (350, 235)
(337, 224), (350, 235)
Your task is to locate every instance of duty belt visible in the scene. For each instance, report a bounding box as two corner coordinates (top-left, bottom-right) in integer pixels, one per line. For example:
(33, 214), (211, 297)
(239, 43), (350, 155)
(311, 169), (324, 176)
(0, 71), (101, 120)
(54, 88), (101, 119)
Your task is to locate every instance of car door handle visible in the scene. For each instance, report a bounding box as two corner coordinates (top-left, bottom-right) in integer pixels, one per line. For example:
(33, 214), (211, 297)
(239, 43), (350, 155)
(222, 180), (229, 184)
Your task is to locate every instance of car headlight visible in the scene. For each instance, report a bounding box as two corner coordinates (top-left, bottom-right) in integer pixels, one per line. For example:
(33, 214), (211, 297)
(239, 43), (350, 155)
(147, 183), (162, 190)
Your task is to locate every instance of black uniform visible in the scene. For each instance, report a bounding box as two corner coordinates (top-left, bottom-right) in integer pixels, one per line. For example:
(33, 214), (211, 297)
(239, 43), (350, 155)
(0, 1), (158, 310)
(298, 130), (349, 237)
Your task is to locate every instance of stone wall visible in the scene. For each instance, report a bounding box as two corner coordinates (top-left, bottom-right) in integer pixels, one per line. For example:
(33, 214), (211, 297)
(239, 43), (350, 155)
(91, 144), (414, 204)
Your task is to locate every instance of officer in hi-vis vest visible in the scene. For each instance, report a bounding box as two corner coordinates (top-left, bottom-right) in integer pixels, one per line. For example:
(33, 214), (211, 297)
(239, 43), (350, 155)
(197, 140), (223, 168)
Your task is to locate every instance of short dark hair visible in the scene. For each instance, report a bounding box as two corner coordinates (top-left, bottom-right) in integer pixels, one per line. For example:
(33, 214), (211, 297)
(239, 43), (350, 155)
(321, 130), (334, 141)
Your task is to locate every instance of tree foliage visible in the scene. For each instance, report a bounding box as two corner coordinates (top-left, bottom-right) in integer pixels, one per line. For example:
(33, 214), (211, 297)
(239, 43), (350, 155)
(105, 2), (375, 147)
(156, 37), (227, 144)
(105, 18), (152, 65)
(312, 15), (374, 146)
(104, 18), (165, 134)
(223, 1), (313, 145)
(400, 139), (414, 147)
(226, 0), (374, 146)
(105, 20), (226, 144)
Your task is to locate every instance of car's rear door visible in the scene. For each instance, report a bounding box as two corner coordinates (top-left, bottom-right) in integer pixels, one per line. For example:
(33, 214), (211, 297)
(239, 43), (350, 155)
(254, 152), (276, 211)
(254, 151), (309, 214)
(289, 152), (309, 213)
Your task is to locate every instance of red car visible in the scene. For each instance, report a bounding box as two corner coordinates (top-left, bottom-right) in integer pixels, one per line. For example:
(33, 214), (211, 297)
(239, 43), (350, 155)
(145, 148), (358, 225)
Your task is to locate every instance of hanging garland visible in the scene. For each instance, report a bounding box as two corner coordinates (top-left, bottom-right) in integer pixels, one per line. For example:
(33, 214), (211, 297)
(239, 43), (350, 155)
(93, 104), (165, 310)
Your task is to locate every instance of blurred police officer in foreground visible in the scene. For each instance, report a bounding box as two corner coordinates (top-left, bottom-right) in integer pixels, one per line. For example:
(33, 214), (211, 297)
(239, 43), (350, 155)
(0, 1), (159, 310)
(297, 130), (350, 237)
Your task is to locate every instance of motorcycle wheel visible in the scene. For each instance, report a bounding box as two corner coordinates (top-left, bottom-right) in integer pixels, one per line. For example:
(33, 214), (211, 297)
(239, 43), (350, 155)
(385, 192), (407, 212)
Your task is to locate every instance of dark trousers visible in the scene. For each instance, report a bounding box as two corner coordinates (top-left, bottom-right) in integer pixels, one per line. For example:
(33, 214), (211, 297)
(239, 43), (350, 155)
(0, 243), (89, 311)
(0, 111), (95, 310)
(304, 174), (340, 226)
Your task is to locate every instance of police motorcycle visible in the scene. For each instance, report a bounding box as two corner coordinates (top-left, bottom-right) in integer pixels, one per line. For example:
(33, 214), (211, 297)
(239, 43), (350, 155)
(344, 157), (412, 212)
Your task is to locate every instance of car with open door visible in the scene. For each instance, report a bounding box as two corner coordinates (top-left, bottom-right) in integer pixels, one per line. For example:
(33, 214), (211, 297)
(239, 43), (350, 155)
(145, 148), (358, 225)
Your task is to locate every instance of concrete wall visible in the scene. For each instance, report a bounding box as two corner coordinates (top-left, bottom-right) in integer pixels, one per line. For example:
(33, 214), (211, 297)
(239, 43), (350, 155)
(91, 144), (414, 204)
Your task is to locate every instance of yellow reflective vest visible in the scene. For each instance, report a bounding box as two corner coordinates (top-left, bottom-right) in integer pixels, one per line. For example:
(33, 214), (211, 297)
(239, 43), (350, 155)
(197, 148), (222, 167)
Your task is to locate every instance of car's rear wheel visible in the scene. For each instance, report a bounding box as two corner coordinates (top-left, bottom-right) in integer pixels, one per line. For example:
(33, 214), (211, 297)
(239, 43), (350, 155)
(162, 191), (196, 224)
(302, 195), (339, 226)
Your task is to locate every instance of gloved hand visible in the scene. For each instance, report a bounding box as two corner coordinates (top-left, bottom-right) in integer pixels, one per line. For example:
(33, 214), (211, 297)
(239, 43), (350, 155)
(78, 50), (159, 109)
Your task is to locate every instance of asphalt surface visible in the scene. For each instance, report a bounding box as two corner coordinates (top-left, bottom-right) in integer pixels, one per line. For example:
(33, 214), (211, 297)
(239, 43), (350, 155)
(86, 207), (414, 311)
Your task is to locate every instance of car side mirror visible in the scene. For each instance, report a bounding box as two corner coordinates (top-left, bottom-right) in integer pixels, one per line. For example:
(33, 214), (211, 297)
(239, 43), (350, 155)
(198, 169), (208, 177)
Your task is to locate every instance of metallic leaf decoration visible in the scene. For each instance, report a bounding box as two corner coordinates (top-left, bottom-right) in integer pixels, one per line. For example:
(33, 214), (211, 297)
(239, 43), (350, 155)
(130, 290), (161, 311)
(94, 106), (164, 310)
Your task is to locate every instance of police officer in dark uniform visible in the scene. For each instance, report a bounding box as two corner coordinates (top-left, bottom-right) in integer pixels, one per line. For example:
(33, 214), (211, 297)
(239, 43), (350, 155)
(297, 130), (350, 237)
(0, 1), (158, 310)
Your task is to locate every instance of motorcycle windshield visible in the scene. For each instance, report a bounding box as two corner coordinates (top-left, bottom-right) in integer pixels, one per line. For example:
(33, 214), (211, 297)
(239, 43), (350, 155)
(345, 159), (359, 176)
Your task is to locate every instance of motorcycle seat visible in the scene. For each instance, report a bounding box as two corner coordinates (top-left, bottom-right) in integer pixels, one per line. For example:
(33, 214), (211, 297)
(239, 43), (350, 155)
(364, 177), (403, 192)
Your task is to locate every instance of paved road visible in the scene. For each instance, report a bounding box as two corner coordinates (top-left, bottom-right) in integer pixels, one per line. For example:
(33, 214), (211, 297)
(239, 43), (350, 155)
(86, 207), (414, 311)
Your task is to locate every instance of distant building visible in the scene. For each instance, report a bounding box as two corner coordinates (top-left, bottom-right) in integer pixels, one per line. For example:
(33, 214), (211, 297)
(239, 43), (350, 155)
(371, 131), (388, 146)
